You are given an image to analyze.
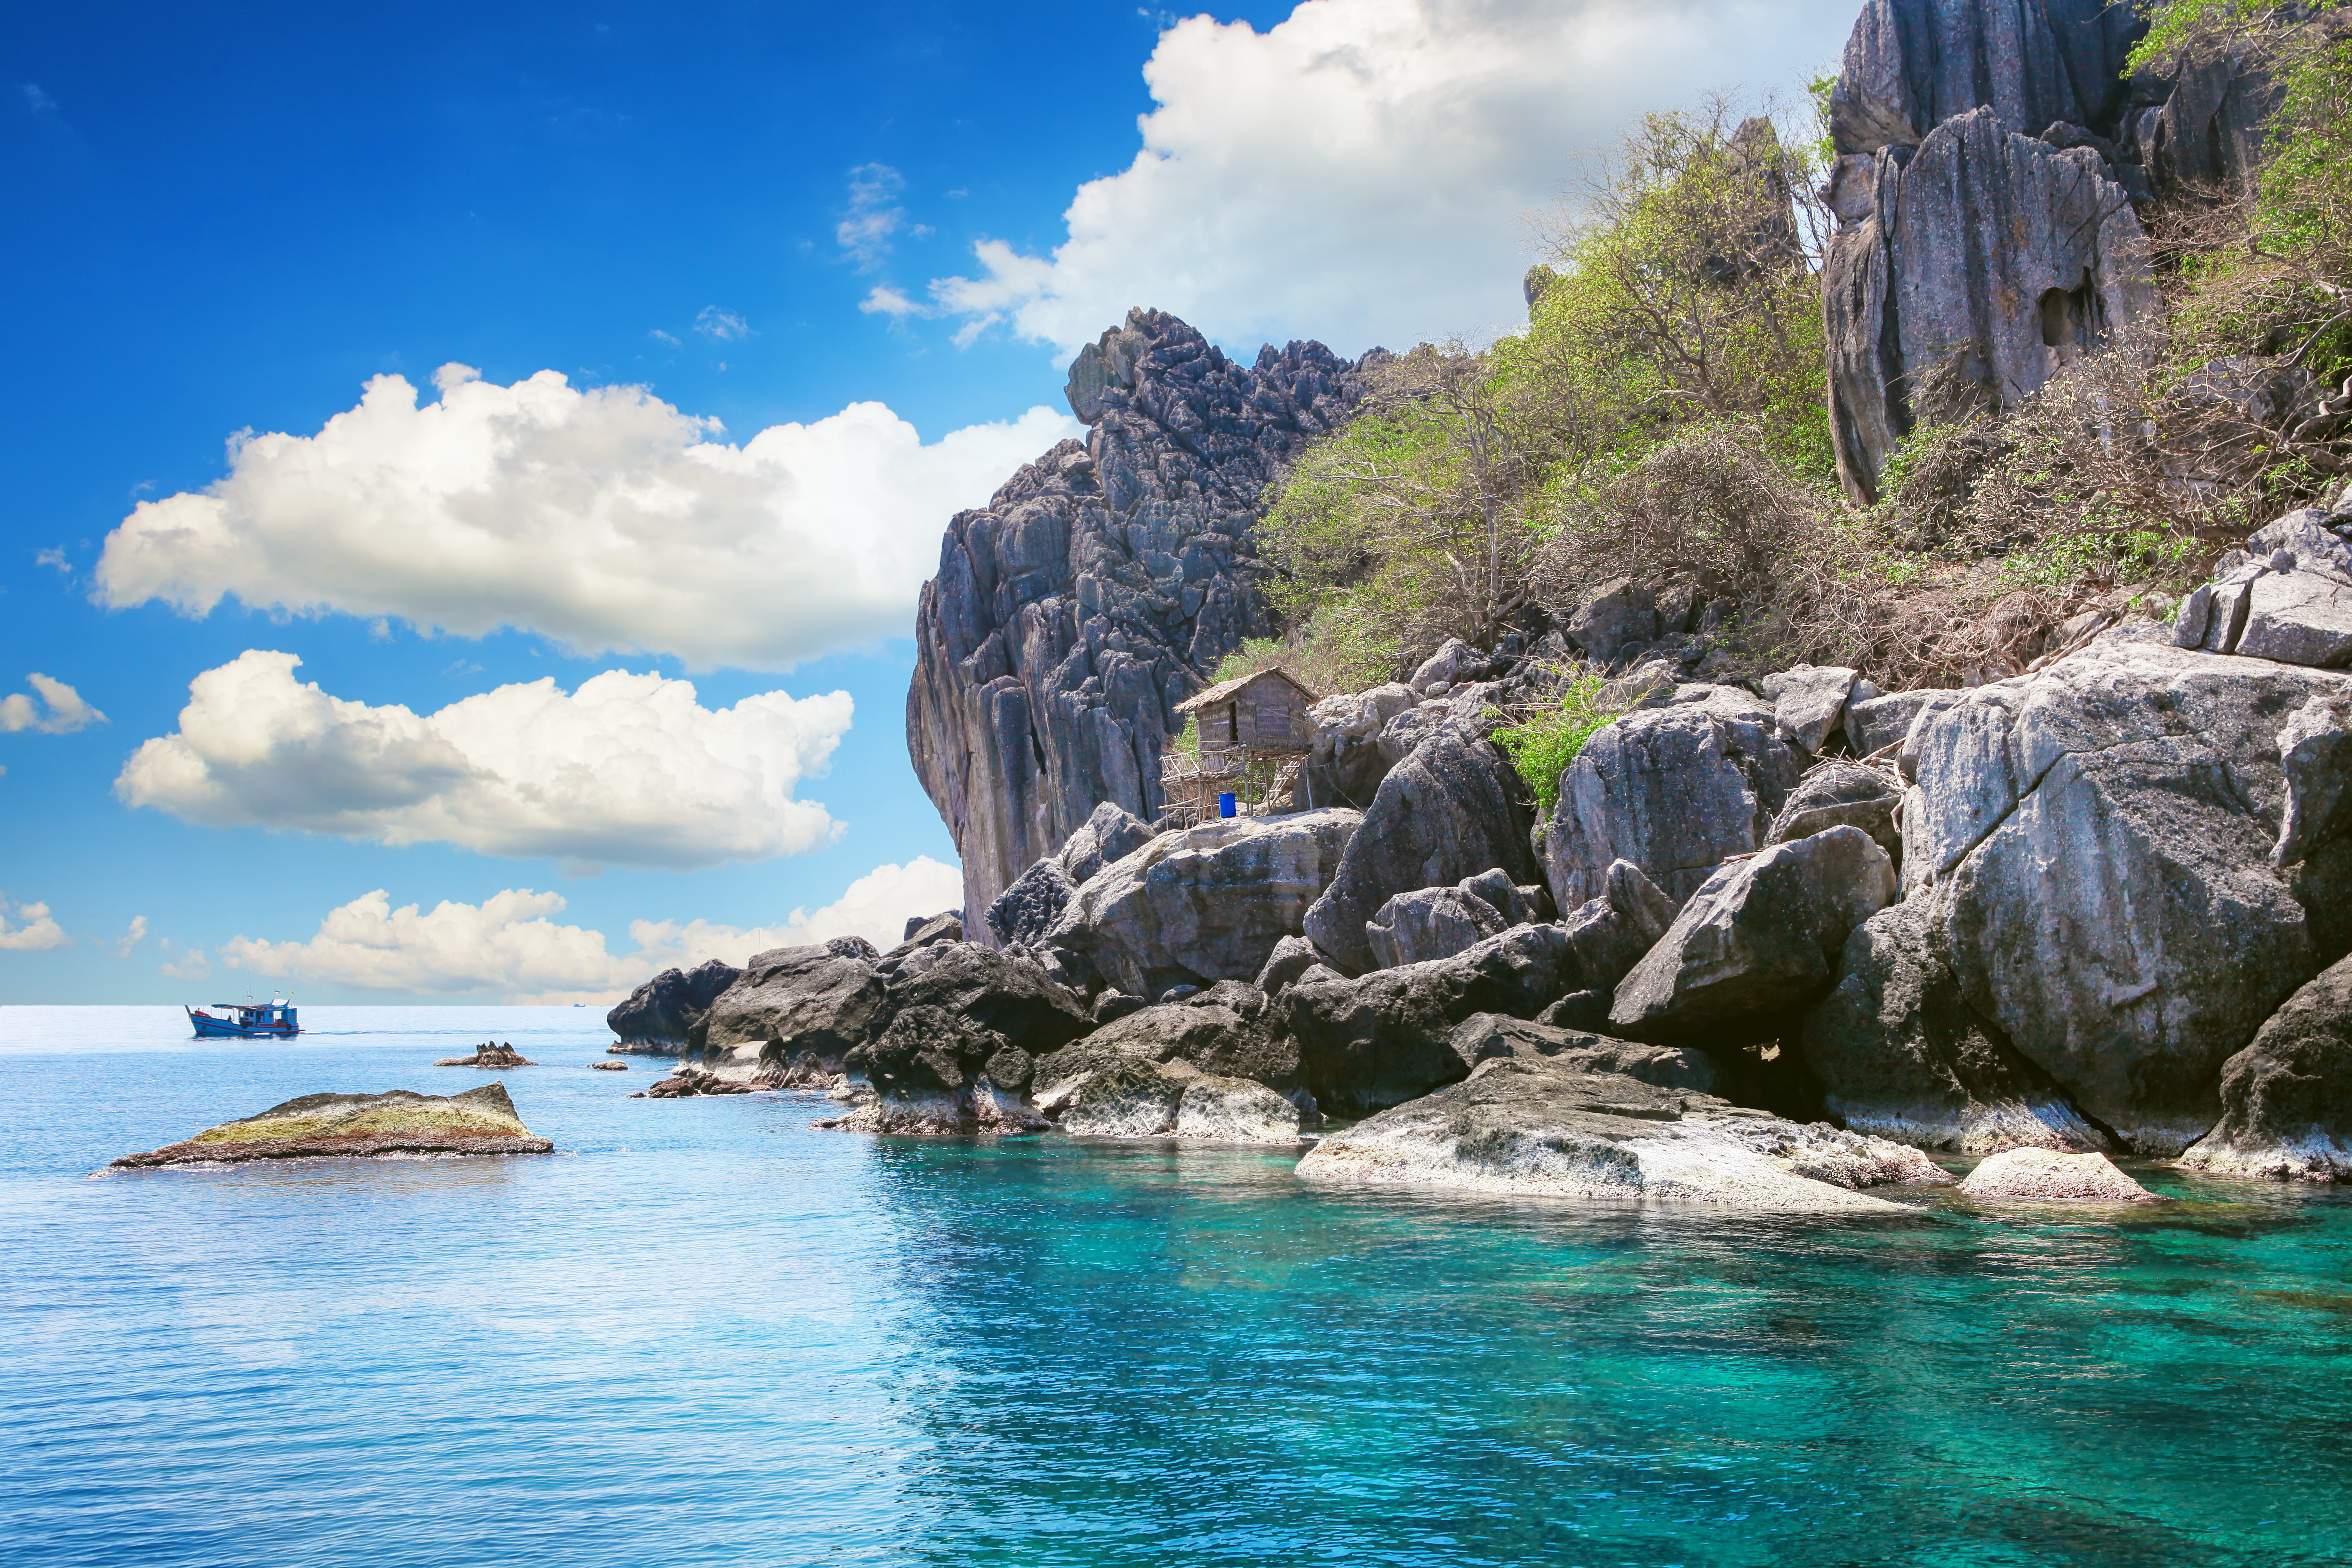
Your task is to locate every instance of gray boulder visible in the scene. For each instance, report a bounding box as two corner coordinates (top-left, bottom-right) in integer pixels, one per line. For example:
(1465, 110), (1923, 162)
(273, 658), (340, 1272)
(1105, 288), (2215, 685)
(830, 1005), (1045, 1135)
(907, 309), (1371, 931)
(1566, 577), (1659, 665)
(1059, 1059), (1191, 1136)
(1458, 867), (1553, 926)
(1559, 860), (1679, 997)
(606, 958), (740, 1053)
(881, 942), (1093, 1059)
(1364, 885), (1506, 970)
(1611, 825), (1898, 1041)
(2174, 512), (2352, 668)
(1057, 800), (1153, 885)
(898, 911), (964, 948)
(2179, 952), (2352, 1181)
(1539, 684), (1803, 912)
(1251, 934), (1324, 996)
(1762, 664), (1859, 754)
(1410, 638), (1483, 693)
(1301, 727), (1539, 976)
(1767, 761), (1904, 859)
(1046, 807), (1361, 999)
(1285, 924), (1574, 1117)
(1296, 1057), (1952, 1210)
(1826, 108), (2158, 503)
(986, 856), (1078, 947)
(1032, 980), (1305, 1106)
(696, 944), (889, 1074)
(1959, 1147), (2157, 1203)
(1846, 689), (1962, 757)
(1175, 1076), (1307, 1142)
(1901, 638), (2352, 1154)
(1446, 1013), (1720, 1093)
(1801, 902), (2113, 1153)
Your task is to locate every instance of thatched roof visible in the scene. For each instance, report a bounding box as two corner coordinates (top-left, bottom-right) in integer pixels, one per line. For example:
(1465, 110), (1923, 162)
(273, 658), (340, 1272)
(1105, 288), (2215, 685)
(1172, 666), (1320, 715)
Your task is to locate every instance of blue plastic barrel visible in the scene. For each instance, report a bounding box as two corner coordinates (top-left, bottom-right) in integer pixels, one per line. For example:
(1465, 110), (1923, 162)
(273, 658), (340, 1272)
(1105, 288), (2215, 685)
(1218, 792), (1237, 818)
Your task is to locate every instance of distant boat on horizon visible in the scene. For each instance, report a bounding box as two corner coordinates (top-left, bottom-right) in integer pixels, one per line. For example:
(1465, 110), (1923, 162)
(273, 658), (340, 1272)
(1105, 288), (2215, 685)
(187, 997), (300, 1039)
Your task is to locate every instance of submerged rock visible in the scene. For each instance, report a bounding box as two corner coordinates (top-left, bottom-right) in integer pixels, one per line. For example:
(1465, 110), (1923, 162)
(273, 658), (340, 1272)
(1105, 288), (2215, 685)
(1959, 1147), (2158, 1203)
(113, 1084), (552, 1167)
(1295, 1058), (1950, 1211)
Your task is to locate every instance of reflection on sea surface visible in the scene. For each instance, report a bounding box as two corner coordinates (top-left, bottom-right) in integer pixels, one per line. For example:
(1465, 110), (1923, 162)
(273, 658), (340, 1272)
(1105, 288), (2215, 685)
(3, 1008), (2347, 1567)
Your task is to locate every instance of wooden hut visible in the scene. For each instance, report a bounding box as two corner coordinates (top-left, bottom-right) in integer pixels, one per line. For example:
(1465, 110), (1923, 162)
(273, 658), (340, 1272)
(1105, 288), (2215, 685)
(1162, 667), (1319, 821)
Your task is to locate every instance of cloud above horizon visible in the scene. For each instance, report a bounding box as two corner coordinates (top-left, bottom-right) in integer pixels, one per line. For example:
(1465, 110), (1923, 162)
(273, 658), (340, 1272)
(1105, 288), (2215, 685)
(900, 0), (1853, 356)
(119, 650), (854, 871)
(93, 366), (1080, 670)
(0, 673), (106, 734)
(220, 857), (964, 1002)
(0, 896), (70, 952)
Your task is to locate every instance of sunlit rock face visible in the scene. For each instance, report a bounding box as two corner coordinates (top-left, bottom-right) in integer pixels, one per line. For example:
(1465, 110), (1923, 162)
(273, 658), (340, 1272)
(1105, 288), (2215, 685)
(907, 307), (1373, 933)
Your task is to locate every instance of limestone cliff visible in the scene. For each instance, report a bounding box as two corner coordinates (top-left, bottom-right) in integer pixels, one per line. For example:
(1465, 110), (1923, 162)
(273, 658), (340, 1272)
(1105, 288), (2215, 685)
(907, 308), (1372, 931)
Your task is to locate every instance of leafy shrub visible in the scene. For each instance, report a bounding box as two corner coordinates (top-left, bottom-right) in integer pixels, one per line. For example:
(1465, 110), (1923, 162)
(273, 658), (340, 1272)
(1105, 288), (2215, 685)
(1487, 672), (1616, 813)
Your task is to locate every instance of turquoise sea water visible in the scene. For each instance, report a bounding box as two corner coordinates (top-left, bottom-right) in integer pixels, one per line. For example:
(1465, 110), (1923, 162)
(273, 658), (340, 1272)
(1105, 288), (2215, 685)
(3, 1006), (2349, 1568)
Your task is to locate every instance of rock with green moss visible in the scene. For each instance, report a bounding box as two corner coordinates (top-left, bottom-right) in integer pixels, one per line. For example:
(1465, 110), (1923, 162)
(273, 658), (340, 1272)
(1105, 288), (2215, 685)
(111, 1083), (553, 1167)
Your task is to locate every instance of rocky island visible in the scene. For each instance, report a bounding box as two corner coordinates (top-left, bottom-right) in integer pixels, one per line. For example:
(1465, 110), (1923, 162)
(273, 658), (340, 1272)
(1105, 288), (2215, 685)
(605, 0), (2352, 1210)
(112, 1084), (553, 1167)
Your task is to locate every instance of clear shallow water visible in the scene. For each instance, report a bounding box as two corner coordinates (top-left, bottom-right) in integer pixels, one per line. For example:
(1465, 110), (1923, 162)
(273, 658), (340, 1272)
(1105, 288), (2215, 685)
(3, 1006), (2349, 1568)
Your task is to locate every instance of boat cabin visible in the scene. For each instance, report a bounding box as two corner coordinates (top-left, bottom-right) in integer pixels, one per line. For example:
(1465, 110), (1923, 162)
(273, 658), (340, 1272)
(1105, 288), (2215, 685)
(1163, 667), (1319, 821)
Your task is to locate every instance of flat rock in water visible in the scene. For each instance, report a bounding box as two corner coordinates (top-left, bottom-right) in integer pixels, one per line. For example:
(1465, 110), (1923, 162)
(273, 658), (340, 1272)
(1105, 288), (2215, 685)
(1296, 1058), (1950, 1211)
(1959, 1147), (2158, 1203)
(113, 1083), (552, 1167)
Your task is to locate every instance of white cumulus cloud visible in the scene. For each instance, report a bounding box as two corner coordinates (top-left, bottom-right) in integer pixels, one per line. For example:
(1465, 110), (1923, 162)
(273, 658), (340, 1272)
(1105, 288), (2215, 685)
(0, 673), (106, 734)
(119, 650), (854, 871)
(113, 915), (149, 959)
(220, 857), (964, 1002)
(93, 367), (1081, 670)
(0, 895), (70, 952)
(916, 0), (1854, 355)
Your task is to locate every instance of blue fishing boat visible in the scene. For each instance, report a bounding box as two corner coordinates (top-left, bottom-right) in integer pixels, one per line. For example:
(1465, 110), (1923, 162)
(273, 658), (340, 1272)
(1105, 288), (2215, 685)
(186, 997), (301, 1039)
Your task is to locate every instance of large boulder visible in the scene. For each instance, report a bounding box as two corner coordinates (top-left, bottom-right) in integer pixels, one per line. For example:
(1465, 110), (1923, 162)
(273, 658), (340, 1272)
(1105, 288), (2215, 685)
(606, 959), (740, 1053)
(1046, 808), (1361, 998)
(1565, 577), (1659, 665)
(908, 309), (1372, 930)
(1894, 637), (2352, 1154)
(1801, 902), (2113, 1152)
(2179, 953), (2352, 1181)
(832, 1004), (1045, 1135)
(880, 942), (1093, 1059)
(1031, 980), (1306, 1105)
(1285, 924), (1575, 1117)
(2174, 511), (2352, 669)
(1301, 727), (1539, 976)
(1959, 1147), (2157, 1203)
(696, 941), (890, 1075)
(1364, 884), (1507, 970)
(1057, 800), (1153, 885)
(986, 856), (1078, 947)
(1446, 1013), (1720, 1093)
(1846, 688), (1963, 757)
(1762, 665), (1859, 754)
(1558, 860), (1679, 998)
(1610, 826), (1898, 1041)
(1538, 684), (1803, 913)
(1295, 1057), (1952, 1211)
(1825, 108), (2158, 503)
(1766, 761), (1904, 859)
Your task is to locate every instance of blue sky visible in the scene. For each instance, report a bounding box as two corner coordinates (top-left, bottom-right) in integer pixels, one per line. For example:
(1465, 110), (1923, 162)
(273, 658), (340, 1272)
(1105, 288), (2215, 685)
(0, 0), (1856, 1004)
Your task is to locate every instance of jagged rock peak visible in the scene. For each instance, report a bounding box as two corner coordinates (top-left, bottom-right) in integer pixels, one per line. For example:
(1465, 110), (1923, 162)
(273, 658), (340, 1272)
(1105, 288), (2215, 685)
(1828, 0), (2146, 157)
(908, 307), (1376, 934)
